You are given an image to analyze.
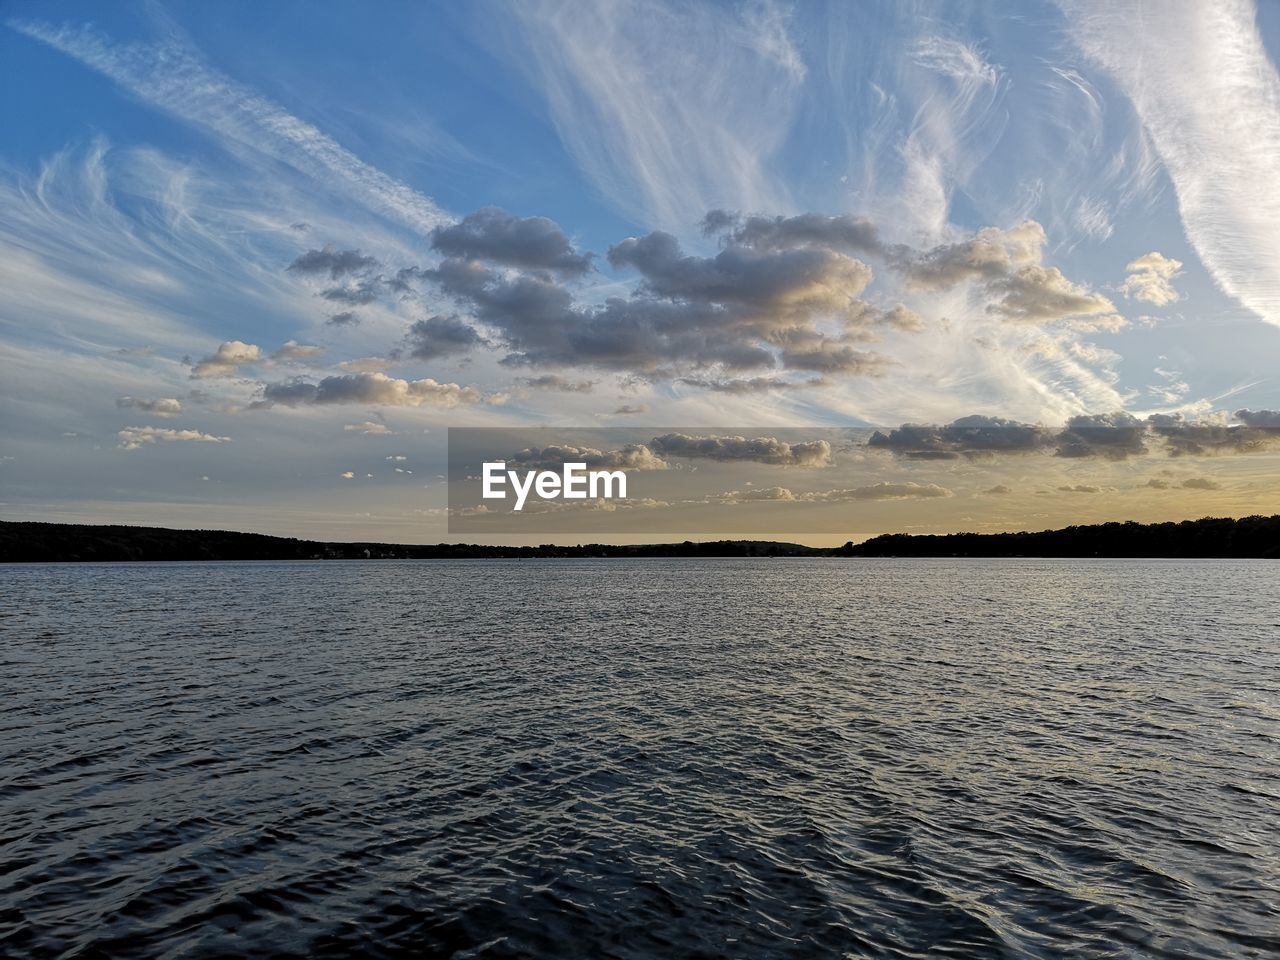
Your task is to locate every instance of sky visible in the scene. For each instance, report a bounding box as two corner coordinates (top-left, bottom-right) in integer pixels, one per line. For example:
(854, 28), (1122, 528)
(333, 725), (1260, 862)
(2, 0), (1279, 544)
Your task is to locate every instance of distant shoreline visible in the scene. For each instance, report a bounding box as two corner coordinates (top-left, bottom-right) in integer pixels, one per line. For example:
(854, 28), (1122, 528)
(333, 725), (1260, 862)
(2, 516), (1277, 562)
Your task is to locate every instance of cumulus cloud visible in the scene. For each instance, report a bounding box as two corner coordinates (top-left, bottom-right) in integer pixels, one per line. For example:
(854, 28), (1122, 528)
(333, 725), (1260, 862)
(190, 340), (261, 379)
(648, 433), (832, 466)
(258, 372), (484, 408)
(118, 425), (230, 450)
(431, 207), (593, 277)
(612, 404), (648, 415)
(425, 209), (924, 377)
(287, 247), (379, 280)
(398, 316), (487, 361)
(901, 221), (1122, 329)
(1121, 252), (1183, 305)
(869, 409), (1280, 461)
(1235, 409), (1280, 431)
(115, 396), (182, 417)
(869, 415), (1056, 459)
(1058, 484), (1103, 494)
(506, 443), (669, 472)
(1055, 412), (1148, 459)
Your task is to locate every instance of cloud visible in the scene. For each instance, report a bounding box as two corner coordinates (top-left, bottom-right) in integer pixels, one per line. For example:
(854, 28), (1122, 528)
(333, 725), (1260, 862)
(191, 340), (261, 379)
(269, 340), (326, 364)
(901, 221), (1121, 329)
(431, 207), (592, 277)
(1121, 252), (1183, 305)
(1055, 412), (1148, 459)
(115, 396), (182, 417)
(517, 374), (596, 393)
(506, 444), (669, 471)
(1058, 484), (1103, 494)
(340, 470), (356, 479)
(1235, 408), (1280, 430)
(869, 415), (1056, 459)
(320, 279), (383, 305)
(985, 484), (1013, 495)
(1147, 476), (1221, 491)
(343, 420), (394, 435)
(871, 410), (1280, 461)
(1063, 0), (1280, 327)
(287, 247), (379, 280)
(676, 375), (822, 393)
(399, 316), (487, 361)
(648, 433), (832, 466)
(258, 372), (484, 408)
(118, 425), (231, 450)
(10, 21), (450, 235)
(327, 311), (360, 327)
(717, 482), (952, 502)
(804, 482), (952, 501)
(506, 0), (802, 228)
(611, 404), (648, 415)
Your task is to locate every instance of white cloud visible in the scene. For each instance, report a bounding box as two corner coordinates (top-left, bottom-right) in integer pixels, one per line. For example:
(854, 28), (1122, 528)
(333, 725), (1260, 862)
(11, 20), (450, 235)
(1064, 0), (1280, 326)
(118, 425), (231, 450)
(1121, 252), (1183, 306)
(191, 340), (261, 379)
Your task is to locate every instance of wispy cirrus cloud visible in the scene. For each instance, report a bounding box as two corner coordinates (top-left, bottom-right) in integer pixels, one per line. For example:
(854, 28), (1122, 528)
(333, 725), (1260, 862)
(1062, 0), (1280, 327)
(9, 19), (451, 235)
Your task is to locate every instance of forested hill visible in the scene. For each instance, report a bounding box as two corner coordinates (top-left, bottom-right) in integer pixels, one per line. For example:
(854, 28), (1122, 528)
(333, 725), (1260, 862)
(1, 515), (1277, 562)
(842, 515), (1280, 558)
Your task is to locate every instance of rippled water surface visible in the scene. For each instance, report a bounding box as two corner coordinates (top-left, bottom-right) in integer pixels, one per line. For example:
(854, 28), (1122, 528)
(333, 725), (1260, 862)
(2, 559), (1279, 958)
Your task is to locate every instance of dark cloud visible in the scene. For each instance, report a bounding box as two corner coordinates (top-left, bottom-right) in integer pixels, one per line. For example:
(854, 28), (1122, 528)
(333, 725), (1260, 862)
(612, 404), (648, 415)
(607, 230), (873, 311)
(1146, 413), (1262, 456)
(321, 280), (383, 305)
(717, 211), (882, 255)
(1055, 413), (1148, 459)
(399, 316), (487, 361)
(869, 415), (1056, 459)
(1235, 409), (1280, 430)
(288, 247), (379, 280)
(326, 311), (360, 327)
(870, 410), (1280, 462)
(431, 207), (593, 277)
(648, 433), (832, 467)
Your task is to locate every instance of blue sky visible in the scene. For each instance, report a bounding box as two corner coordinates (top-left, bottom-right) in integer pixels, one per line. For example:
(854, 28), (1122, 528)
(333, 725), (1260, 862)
(2, 0), (1279, 541)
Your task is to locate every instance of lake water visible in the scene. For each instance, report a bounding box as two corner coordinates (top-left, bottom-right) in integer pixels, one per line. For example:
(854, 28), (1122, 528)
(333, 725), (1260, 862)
(2, 559), (1278, 958)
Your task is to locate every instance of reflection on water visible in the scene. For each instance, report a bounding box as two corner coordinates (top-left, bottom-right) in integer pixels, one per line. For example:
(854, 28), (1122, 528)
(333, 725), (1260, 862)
(2, 559), (1278, 958)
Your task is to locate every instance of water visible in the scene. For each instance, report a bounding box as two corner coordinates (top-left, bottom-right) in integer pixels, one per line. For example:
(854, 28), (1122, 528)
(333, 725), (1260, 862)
(2, 559), (1278, 959)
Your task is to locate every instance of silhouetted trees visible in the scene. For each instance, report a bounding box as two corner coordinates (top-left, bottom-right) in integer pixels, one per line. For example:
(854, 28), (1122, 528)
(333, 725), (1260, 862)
(2, 515), (1277, 562)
